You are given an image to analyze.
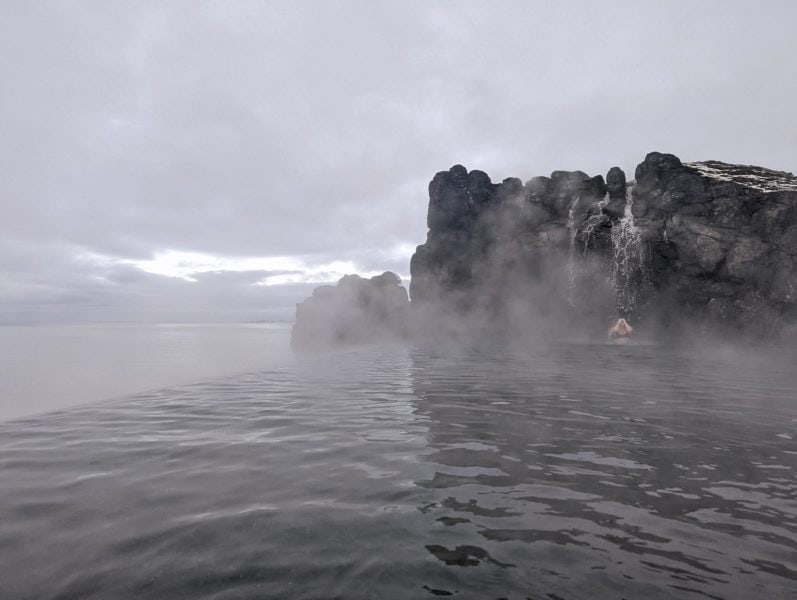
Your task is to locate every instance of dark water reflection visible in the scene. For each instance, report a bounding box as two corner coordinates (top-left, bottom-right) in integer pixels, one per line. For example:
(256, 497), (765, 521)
(1, 342), (795, 599)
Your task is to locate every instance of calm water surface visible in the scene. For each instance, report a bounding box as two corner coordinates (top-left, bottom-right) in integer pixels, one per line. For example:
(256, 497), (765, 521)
(1, 341), (795, 599)
(0, 323), (291, 420)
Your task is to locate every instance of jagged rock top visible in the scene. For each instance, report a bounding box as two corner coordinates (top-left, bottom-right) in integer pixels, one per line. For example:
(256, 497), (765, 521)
(410, 152), (797, 340)
(685, 160), (797, 193)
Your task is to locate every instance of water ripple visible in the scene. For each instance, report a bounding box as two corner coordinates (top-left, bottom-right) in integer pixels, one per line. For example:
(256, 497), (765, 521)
(0, 343), (795, 599)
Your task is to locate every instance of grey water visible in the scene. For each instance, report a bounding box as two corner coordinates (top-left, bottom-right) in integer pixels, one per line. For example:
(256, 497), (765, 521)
(1, 338), (796, 599)
(0, 323), (291, 421)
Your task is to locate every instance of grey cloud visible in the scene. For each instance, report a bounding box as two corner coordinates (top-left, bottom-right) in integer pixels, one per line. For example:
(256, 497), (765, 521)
(0, 255), (314, 324)
(1, 1), (795, 322)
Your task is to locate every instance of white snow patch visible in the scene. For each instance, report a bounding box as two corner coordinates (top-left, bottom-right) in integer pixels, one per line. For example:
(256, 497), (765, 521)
(685, 160), (797, 193)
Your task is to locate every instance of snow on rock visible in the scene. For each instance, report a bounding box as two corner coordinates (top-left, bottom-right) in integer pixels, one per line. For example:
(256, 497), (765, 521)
(685, 160), (797, 193)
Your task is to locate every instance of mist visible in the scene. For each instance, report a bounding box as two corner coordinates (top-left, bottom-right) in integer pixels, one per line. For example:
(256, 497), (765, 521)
(294, 154), (797, 353)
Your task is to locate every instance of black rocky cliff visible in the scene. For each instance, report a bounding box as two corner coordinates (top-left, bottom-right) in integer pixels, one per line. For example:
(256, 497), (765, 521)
(410, 153), (797, 338)
(292, 152), (796, 346)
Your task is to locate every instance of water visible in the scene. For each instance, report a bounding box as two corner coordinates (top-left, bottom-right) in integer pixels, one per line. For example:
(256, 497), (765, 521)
(566, 198), (579, 308)
(567, 195), (609, 310)
(1, 341), (796, 599)
(581, 194), (608, 255)
(0, 323), (291, 421)
(611, 188), (648, 315)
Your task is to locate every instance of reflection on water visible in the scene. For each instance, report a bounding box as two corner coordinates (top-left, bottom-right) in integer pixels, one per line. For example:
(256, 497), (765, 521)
(0, 342), (795, 599)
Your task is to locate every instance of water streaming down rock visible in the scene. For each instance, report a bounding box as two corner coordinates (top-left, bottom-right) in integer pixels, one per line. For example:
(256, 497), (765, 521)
(564, 195), (611, 312)
(610, 186), (648, 315)
(581, 194), (609, 255)
(566, 196), (579, 307)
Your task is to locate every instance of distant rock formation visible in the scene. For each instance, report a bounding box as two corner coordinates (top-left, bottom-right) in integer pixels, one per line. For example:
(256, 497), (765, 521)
(410, 153), (797, 339)
(291, 272), (409, 351)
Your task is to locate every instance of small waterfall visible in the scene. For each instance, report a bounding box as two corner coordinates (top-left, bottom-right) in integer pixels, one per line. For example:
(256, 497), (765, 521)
(580, 193), (609, 254)
(566, 196), (579, 307)
(611, 187), (647, 314)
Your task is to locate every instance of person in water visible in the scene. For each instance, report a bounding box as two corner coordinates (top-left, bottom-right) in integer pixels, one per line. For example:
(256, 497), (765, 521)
(608, 317), (633, 342)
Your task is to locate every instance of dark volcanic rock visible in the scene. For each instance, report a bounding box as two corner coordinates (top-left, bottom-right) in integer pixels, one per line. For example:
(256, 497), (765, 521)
(292, 152), (796, 347)
(631, 154), (797, 335)
(410, 153), (797, 339)
(604, 166), (627, 219)
(291, 272), (409, 351)
(410, 163), (615, 338)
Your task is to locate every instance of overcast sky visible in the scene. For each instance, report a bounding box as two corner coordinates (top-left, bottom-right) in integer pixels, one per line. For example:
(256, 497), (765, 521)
(1, 1), (795, 323)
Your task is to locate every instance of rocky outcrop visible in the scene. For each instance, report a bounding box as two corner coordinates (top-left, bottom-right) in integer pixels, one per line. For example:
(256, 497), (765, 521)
(410, 153), (797, 339)
(291, 272), (409, 351)
(410, 163), (618, 339)
(291, 152), (795, 347)
(633, 153), (797, 337)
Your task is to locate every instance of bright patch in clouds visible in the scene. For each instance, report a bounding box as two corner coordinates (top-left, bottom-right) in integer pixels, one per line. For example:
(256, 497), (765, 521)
(80, 248), (412, 286)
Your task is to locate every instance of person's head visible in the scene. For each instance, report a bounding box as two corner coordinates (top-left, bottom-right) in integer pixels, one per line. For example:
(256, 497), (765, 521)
(611, 318), (632, 335)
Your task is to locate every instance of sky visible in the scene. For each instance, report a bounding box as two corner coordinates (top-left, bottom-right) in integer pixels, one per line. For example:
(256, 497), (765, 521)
(1, 0), (795, 323)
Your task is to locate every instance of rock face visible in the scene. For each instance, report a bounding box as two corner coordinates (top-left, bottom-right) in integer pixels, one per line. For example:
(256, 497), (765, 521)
(634, 153), (797, 337)
(292, 152), (795, 347)
(291, 272), (409, 351)
(410, 153), (797, 339)
(410, 163), (618, 339)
